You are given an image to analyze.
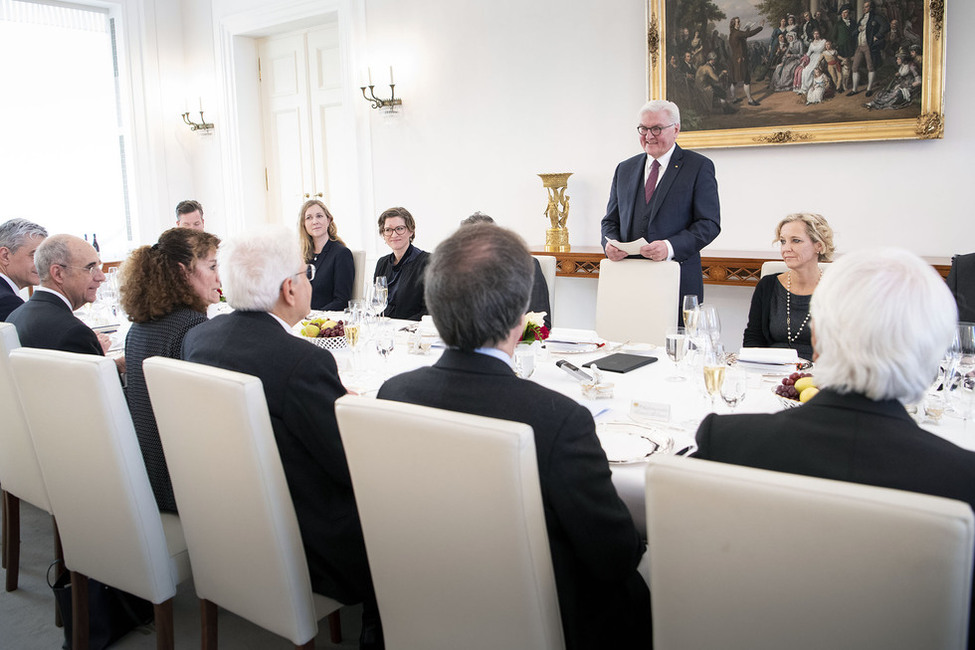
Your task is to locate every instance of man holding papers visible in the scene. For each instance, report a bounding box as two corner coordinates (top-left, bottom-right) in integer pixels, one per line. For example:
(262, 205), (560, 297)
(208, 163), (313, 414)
(601, 99), (720, 310)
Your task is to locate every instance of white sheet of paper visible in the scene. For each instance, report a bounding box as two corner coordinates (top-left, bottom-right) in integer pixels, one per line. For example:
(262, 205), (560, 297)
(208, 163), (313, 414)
(607, 238), (649, 256)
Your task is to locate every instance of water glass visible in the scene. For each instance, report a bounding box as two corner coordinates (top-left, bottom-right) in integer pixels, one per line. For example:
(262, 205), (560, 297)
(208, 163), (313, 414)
(664, 326), (687, 382)
(374, 320), (395, 377)
(720, 366), (747, 412)
(514, 345), (536, 379)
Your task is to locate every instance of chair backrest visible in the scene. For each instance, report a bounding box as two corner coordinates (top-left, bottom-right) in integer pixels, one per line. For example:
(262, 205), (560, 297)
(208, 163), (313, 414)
(596, 258), (679, 345)
(760, 260), (831, 277)
(645, 455), (974, 650)
(532, 254), (557, 322)
(351, 249), (366, 301)
(0, 323), (50, 512)
(335, 395), (564, 650)
(9, 348), (181, 603)
(143, 356), (328, 644)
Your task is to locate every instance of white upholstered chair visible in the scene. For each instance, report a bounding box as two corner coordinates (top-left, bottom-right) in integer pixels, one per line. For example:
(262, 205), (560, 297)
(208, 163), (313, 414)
(143, 357), (343, 650)
(334, 395), (565, 650)
(351, 249), (366, 301)
(9, 348), (191, 649)
(595, 258), (679, 345)
(0, 323), (60, 597)
(532, 254), (557, 322)
(645, 455), (974, 650)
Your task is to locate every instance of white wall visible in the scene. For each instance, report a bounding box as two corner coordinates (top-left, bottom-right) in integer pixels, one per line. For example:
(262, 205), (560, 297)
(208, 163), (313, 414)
(148, 0), (972, 340)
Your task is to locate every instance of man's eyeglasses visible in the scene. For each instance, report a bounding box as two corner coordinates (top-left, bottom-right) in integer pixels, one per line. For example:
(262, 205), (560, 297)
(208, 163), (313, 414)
(297, 264), (316, 282)
(57, 262), (102, 276)
(636, 123), (676, 137)
(382, 225), (409, 237)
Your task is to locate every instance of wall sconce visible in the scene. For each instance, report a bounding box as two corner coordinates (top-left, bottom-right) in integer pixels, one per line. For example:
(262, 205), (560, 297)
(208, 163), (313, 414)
(181, 99), (214, 133)
(360, 66), (402, 114)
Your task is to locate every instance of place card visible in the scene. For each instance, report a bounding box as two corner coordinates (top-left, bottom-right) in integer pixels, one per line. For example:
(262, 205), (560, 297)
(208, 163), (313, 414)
(629, 399), (671, 423)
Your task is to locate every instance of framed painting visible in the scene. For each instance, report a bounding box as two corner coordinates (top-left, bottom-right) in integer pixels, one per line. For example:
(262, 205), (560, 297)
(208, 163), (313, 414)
(646, 0), (946, 148)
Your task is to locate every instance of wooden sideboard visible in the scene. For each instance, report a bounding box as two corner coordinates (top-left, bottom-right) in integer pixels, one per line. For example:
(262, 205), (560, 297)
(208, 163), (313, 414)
(531, 247), (952, 285)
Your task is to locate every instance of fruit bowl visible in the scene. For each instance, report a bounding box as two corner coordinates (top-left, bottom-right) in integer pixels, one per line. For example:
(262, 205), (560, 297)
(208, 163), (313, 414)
(304, 335), (347, 351)
(774, 371), (816, 408)
(297, 317), (348, 351)
(775, 393), (802, 409)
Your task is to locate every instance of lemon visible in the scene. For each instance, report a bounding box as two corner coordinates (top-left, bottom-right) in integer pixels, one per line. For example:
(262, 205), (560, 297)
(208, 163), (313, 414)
(794, 377), (816, 393)
(799, 386), (819, 403)
(301, 323), (320, 338)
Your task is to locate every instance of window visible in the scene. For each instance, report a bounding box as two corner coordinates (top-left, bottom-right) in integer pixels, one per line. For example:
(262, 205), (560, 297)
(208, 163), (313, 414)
(0, 0), (133, 260)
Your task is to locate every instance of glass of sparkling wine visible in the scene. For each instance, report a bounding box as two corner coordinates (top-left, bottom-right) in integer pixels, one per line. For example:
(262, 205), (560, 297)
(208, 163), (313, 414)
(719, 366), (747, 412)
(681, 295), (700, 336)
(344, 312), (362, 376)
(702, 341), (725, 412)
(665, 326), (687, 382)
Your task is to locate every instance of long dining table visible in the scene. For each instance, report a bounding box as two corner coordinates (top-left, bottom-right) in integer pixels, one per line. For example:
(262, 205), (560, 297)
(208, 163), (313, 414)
(306, 317), (974, 533)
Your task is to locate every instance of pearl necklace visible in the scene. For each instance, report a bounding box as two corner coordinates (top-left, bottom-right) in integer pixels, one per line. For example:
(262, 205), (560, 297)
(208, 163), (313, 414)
(786, 270), (820, 344)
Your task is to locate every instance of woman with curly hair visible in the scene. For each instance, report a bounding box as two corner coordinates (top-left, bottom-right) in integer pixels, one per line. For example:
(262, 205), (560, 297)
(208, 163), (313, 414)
(299, 199), (354, 311)
(119, 227), (221, 511)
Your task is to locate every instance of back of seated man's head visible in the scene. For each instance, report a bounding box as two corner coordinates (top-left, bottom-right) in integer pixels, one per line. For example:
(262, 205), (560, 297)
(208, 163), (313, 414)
(176, 200), (205, 230)
(425, 223), (532, 351)
(810, 248), (957, 404)
(218, 228), (300, 312)
(460, 212), (494, 227)
(0, 218), (48, 288)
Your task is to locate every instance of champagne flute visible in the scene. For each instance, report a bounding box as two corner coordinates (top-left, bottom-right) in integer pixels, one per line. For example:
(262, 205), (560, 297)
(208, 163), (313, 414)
(698, 304), (722, 349)
(681, 295), (699, 334)
(701, 339), (725, 412)
(665, 326), (687, 382)
(719, 366), (747, 412)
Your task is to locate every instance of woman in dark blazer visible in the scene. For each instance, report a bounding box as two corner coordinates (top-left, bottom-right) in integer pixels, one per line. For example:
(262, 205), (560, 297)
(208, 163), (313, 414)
(373, 206), (430, 321)
(299, 199), (354, 311)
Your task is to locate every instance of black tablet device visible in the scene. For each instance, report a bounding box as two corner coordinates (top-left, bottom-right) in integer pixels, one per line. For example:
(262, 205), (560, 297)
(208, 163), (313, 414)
(582, 353), (658, 373)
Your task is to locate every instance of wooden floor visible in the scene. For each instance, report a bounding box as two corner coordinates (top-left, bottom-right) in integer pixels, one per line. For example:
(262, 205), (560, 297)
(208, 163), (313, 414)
(1, 501), (363, 649)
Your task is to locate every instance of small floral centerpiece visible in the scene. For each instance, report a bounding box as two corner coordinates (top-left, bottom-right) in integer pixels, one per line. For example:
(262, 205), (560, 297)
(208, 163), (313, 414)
(522, 311), (550, 343)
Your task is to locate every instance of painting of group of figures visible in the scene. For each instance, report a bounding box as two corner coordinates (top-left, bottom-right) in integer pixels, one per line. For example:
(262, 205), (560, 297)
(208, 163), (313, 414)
(649, 0), (945, 146)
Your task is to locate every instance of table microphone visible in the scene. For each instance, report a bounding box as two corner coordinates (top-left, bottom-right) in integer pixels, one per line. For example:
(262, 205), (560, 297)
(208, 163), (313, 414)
(556, 359), (593, 382)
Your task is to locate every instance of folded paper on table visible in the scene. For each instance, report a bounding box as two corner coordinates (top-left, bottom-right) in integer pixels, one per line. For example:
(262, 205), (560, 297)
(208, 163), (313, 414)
(606, 238), (649, 256)
(738, 347), (800, 365)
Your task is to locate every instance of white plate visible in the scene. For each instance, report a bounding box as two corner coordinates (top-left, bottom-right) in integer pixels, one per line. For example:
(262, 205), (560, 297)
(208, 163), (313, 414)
(544, 341), (599, 354)
(596, 422), (674, 463)
(621, 342), (656, 355)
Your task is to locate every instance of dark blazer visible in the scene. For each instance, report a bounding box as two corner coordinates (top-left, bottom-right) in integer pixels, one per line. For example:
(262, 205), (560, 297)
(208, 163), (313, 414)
(181, 310), (373, 605)
(947, 252), (975, 323)
(310, 239), (355, 311)
(0, 279), (25, 322)
(600, 145), (721, 301)
(6, 290), (102, 355)
(694, 388), (975, 645)
(742, 273), (813, 359)
(373, 245), (430, 321)
(530, 257), (553, 329)
(378, 350), (651, 650)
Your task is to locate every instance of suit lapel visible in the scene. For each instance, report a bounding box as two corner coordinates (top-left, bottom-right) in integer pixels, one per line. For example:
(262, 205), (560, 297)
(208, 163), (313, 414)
(648, 145), (684, 225)
(620, 155), (645, 241)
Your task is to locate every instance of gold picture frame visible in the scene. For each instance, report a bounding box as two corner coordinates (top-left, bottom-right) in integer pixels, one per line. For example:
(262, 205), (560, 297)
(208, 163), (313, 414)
(647, 0), (946, 148)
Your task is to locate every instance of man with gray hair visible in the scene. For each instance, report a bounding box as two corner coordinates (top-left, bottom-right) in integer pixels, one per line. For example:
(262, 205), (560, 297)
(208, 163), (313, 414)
(601, 99), (720, 315)
(0, 218), (48, 320)
(181, 228), (382, 649)
(694, 248), (975, 638)
(378, 223), (651, 649)
(6, 234), (108, 357)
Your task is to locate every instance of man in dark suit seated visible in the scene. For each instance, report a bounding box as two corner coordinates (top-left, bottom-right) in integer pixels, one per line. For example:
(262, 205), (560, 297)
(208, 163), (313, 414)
(6, 234), (118, 370)
(694, 248), (975, 642)
(947, 252), (975, 322)
(378, 223), (651, 650)
(461, 212), (553, 329)
(601, 99), (721, 314)
(0, 218), (48, 321)
(181, 228), (382, 649)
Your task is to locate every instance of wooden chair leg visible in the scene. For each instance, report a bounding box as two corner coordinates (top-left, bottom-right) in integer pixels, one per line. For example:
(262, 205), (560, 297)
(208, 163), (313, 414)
(201, 598), (218, 650)
(4, 492), (20, 592)
(72, 571), (90, 650)
(155, 598), (174, 650)
(2, 487), (7, 569)
(327, 610), (342, 643)
(53, 517), (64, 627)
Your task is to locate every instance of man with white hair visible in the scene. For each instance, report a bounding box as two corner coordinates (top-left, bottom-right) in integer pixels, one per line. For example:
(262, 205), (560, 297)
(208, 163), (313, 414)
(693, 248), (975, 636)
(0, 218), (48, 320)
(181, 228), (382, 649)
(601, 99), (721, 316)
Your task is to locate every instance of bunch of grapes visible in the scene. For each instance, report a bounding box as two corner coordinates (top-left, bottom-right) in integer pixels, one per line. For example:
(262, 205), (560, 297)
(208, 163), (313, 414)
(774, 371), (812, 400)
(318, 320), (346, 338)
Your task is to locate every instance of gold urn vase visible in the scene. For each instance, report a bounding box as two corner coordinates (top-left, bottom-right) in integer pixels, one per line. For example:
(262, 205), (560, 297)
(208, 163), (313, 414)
(538, 172), (572, 252)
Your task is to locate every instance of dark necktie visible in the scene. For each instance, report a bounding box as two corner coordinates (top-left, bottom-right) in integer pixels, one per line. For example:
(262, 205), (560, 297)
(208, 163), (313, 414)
(645, 159), (660, 203)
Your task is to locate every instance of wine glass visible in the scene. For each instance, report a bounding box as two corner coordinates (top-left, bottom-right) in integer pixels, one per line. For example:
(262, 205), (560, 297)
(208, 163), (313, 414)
(720, 366), (747, 412)
(701, 340), (725, 412)
(698, 304), (722, 349)
(681, 295), (699, 335)
(370, 280), (388, 320)
(664, 326), (687, 382)
(343, 304), (364, 377)
(374, 320), (395, 378)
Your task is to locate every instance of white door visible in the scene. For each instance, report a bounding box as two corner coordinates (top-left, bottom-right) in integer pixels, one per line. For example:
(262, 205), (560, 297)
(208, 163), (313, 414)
(258, 24), (350, 227)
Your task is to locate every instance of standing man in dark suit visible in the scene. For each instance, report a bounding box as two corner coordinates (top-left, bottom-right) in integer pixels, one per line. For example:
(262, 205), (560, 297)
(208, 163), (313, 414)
(693, 248), (975, 643)
(378, 224), (651, 650)
(181, 228), (382, 649)
(947, 252), (975, 323)
(601, 99), (721, 312)
(0, 218), (47, 321)
(6, 234), (113, 362)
